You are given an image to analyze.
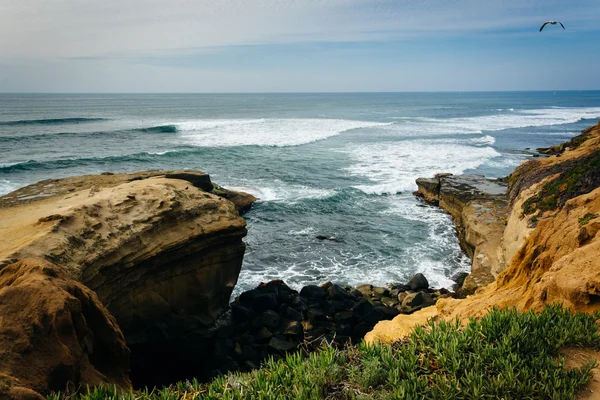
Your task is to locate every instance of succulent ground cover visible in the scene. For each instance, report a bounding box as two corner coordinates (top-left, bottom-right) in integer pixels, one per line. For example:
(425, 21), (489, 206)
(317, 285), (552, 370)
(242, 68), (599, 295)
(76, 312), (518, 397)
(50, 304), (600, 400)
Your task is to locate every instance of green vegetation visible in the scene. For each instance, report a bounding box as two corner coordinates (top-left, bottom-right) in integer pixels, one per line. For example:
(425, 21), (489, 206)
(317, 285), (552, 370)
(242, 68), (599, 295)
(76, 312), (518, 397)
(523, 149), (600, 218)
(50, 305), (600, 400)
(579, 213), (599, 226)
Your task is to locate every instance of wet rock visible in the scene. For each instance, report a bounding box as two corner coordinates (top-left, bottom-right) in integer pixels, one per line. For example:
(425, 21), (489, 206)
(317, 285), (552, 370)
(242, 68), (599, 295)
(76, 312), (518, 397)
(307, 307), (327, 320)
(260, 310), (281, 331)
(327, 284), (355, 302)
(451, 272), (469, 291)
(283, 321), (303, 336)
(402, 291), (434, 308)
(372, 287), (390, 297)
(315, 235), (343, 242)
(285, 307), (303, 322)
(300, 285), (326, 301)
(356, 284), (374, 297)
(269, 336), (298, 353)
(255, 327), (273, 342)
(352, 299), (375, 319)
(407, 273), (429, 291)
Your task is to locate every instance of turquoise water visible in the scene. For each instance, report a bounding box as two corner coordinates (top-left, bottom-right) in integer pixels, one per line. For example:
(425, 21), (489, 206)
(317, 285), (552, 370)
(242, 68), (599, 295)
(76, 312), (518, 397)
(1, 92), (599, 294)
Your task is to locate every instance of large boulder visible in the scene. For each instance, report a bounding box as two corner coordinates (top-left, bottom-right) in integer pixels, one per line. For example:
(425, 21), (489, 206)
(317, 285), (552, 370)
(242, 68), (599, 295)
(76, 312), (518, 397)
(0, 170), (255, 386)
(0, 259), (130, 397)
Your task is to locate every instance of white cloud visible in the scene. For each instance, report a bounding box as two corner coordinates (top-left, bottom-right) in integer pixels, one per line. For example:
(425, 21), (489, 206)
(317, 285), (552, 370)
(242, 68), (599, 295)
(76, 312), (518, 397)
(2, 0), (598, 59)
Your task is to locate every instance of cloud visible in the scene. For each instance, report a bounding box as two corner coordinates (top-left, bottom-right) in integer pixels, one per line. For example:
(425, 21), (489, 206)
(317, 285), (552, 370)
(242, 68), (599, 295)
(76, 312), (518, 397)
(2, 0), (599, 59)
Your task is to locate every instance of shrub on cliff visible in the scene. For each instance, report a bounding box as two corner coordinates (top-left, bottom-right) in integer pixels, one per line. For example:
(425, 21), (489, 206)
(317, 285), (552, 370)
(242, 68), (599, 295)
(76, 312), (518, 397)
(50, 304), (600, 400)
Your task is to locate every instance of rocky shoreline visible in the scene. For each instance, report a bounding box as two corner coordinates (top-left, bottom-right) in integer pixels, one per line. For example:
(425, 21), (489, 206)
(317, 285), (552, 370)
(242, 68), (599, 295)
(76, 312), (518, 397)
(207, 273), (458, 379)
(367, 121), (600, 345)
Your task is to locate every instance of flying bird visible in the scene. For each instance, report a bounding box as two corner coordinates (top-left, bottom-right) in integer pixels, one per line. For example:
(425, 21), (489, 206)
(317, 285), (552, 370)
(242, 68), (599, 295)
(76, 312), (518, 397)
(539, 21), (565, 32)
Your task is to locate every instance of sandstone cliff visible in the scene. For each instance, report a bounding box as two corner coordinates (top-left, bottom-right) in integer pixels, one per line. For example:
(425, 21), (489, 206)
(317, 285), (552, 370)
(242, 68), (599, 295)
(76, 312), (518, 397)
(0, 170), (256, 387)
(0, 259), (130, 398)
(367, 121), (600, 344)
(415, 174), (508, 291)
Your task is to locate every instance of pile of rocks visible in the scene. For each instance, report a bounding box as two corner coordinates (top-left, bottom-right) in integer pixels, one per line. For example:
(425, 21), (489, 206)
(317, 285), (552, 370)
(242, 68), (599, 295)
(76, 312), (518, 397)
(210, 273), (451, 376)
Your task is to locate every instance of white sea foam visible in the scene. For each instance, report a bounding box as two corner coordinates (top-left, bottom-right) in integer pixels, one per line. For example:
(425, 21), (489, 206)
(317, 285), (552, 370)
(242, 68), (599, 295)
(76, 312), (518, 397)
(0, 179), (20, 196)
(344, 140), (502, 194)
(380, 106), (600, 137)
(172, 118), (390, 147)
(230, 181), (335, 203)
(470, 135), (496, 145)
(288, 227), (316, 236)
(381, 196), (471, 288)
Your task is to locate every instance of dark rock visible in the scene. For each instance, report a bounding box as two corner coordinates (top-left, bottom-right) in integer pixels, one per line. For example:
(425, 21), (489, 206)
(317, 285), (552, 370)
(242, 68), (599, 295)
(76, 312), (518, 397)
(285, 307), (303, 322)
(300, 285), (326, 301)
(380, 306), (400, 319)
(381, 297), (397, 308)
(323, 301), (336, 316)
(363, 308), (386, 326)
(327, 284), (355, 302)
(399, 305), (422, 314)
(239, 290), (279, 312)
(260, 310), (281, 331)
(335, 335), (352, 345)
(255, 327), (273, 342)
(372, 287), (390, 297)
(352, 323), (373, 339)
(283, 321), (303, 336)
(407, 273), (429, 291)
(352, 300), (375, 319)
(290, 295), (307, 311)
(355, 284), (374, 297)
(315, 235), (342, 242)
(231, 304), (255, 322)
(390, 283), (410, 292)
(311, 320), (336, 332)
(242, 345), (259, 361)
(331, 300), (347, 312)
(244, 360), (259, 370)
(402, 291), (434, 308)
(278, 289), (294, 303)
(219, 357), (238, 374)
(307, 307), (327, 320)
(451, 272), (469, 291)
(269, 336), (298, 353)
(336, 324), (353, 336)
(397, 292), (409, 303)
(350, 289), (365, 298)
(334, 310), (354, 325)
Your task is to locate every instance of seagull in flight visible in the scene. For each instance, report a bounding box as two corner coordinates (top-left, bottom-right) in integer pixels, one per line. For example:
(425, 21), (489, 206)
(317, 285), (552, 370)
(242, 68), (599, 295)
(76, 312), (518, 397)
(539, 21), (565, 32)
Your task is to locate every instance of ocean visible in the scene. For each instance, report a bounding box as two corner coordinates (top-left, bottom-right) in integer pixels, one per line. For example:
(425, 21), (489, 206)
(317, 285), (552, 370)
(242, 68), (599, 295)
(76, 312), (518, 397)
(1, 92), (599, 296)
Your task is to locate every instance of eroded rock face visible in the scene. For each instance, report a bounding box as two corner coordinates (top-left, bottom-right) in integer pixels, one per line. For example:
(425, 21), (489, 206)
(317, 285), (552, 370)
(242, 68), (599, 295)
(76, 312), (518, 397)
(416, 174), (508, 291)
(0, 259), (130, 397)
(368, 122), (600, 345)
(0, 170), (255, 387)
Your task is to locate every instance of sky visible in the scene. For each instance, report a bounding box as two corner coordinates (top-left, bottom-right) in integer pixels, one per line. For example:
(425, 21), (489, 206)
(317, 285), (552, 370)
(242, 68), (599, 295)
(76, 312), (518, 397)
(1, 0), (599, 92)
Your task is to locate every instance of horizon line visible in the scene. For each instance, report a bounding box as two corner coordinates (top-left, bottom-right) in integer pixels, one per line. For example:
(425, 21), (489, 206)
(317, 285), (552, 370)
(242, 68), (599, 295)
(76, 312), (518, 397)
(1, 89), (599, 95)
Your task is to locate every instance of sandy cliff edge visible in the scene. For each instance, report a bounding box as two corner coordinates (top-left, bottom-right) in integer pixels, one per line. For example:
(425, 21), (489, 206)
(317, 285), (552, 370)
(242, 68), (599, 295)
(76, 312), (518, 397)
(367, 121), (600, 344)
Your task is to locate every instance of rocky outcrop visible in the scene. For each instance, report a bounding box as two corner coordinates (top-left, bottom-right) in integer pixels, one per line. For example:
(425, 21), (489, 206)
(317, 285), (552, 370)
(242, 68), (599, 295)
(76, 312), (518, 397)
(367, 122), (600, 345)
(211, 275), (451, 376)
(0, 170), (256, 387)
(0, 259), (129, 398)
(415, 174), (508, 291)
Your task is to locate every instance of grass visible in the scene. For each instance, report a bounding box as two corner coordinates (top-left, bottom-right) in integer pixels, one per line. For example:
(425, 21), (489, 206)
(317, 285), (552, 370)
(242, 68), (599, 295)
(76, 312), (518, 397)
(49, 305), (600, 400)
(579, 213), (599, 226)
(522, 149), (600, 218)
